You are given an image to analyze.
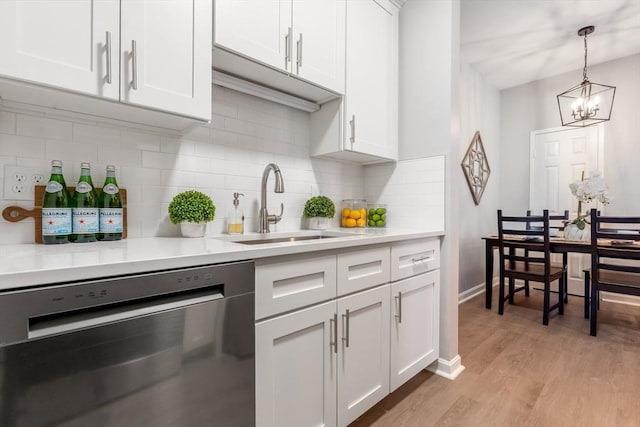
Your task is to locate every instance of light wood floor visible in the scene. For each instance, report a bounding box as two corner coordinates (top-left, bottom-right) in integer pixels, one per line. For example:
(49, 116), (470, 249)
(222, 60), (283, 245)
(350, 289), (640, 427)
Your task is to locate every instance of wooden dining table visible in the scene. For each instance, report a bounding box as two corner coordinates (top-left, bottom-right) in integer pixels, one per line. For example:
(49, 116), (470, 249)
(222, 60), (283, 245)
(482, 236), (640, 310)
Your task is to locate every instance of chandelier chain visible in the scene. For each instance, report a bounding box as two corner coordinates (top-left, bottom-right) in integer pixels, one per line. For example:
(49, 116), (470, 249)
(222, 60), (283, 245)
(583, 32), (589, 81)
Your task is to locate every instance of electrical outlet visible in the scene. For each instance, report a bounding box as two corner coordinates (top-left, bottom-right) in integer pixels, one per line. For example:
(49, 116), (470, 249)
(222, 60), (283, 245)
(3, 165), (48, 201)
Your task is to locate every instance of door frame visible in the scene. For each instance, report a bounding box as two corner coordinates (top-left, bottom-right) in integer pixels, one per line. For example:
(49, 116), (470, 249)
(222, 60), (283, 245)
(528, 124), (605, 211)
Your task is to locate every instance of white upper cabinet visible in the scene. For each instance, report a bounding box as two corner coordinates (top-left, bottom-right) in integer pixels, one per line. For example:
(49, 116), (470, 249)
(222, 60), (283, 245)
(0, 0), (120, 100)
(0, 0), (211, 125)
(214, 0), (291, 71)
(120, 0), (211, 119)
(310, 0), (398, 164)
(214, 0), (345, 95)
(344, 0), (398, 160)
(291, 0), (345, 92)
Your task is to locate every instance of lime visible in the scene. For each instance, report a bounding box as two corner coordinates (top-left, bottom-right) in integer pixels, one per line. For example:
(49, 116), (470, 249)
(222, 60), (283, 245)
(372, 214), (380, 221)
(375, 220), (385, 227)
(381, 214), (386, 221)
(368, 220), (376, 227)
(368, 208), (375, 217)
(375, 207), (386, 215)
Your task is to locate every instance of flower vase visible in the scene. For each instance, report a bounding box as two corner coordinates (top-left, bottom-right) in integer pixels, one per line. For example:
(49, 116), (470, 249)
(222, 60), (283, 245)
(564, 223), (587, 241)
(180, 222), (206, 237)
(308, 217), (330, 230)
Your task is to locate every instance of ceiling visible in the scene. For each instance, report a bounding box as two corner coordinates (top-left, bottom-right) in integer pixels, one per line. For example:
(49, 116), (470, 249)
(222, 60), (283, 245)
(460, 0), (640, 89)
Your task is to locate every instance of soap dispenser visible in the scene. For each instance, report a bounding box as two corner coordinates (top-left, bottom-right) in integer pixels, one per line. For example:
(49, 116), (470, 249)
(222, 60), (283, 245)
(227, 192), (245, 234)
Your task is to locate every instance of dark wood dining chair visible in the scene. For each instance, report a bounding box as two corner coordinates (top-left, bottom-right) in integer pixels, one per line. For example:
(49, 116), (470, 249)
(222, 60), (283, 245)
(498, 210), (566, 325)
(587, 209), (640, 336)
(526, 210), (569, 302)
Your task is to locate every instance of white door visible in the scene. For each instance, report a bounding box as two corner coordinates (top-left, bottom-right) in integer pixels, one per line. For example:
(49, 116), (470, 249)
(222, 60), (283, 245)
(291, 0), (345, 93)
(214, 0), (292, 72)
(255, 300), (337, 427)
(390, 270), (440, 392)
(530, 125), (603, 295)
(120, 0), (211, 120)
(0, 0), (119, 99)
(337, 285), (390, 427)
(344, 0), (397, 160)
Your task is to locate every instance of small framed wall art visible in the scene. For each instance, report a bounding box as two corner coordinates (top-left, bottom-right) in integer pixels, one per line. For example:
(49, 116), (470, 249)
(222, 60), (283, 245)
(461, 131), (491, 205)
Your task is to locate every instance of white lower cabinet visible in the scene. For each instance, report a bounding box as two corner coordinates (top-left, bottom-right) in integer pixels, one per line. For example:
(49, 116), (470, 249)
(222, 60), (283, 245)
(256, 300), (337, 427)
(390, 269), (440, 392)
(337, 285), (390, 426)
(255, 238), (440, 427)
(256, 285), (390, 427)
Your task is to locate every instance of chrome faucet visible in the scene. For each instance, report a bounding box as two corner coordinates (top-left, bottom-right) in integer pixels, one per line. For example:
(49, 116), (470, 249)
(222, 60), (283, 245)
(258, 163), (285, 233)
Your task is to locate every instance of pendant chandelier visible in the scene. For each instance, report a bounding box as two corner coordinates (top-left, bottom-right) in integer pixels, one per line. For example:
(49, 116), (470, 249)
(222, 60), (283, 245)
(557, 26), (616, 127)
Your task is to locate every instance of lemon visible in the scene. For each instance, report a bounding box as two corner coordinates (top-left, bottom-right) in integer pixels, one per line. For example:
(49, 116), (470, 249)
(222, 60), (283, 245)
(349, 210), (361, 220)
(344, 218), (356, 227)
(356, 218), (366, 227)
(342, 207), (351, 218)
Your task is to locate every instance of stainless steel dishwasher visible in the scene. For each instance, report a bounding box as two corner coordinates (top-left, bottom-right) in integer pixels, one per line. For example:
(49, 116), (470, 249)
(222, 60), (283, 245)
(0, 260), (255, 427)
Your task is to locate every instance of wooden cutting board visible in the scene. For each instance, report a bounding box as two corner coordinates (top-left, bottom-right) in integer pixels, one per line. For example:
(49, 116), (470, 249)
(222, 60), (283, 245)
(2, 186), (127, 243)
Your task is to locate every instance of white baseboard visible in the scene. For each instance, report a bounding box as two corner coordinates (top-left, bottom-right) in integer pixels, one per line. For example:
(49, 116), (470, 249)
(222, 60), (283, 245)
(427, 355), (465, 380)
(458, 282), (486, 304)
(601, 292), (640, 307)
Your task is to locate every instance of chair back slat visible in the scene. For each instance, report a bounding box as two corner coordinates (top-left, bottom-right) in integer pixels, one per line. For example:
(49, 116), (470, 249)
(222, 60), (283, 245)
(527, 210), (569, 232)
(589, 209), (640, 292)
(498, 209), (552, 275)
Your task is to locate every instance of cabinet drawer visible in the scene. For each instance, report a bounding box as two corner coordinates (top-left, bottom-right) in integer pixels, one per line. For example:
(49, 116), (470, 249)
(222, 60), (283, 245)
(255, 253), (337, 320)
(391, 238), (440, 282)
(337, 246), (390, 296)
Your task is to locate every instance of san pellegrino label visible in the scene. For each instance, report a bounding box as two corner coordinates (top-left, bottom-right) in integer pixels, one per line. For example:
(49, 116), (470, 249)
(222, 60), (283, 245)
(102, 183), (119, 195)
(42, 208), (72, 236)
(72, 208), (99, 233)
(45, 181), (63, 193)
(100, 208), (124, 233)
(75, 181), (93, 194)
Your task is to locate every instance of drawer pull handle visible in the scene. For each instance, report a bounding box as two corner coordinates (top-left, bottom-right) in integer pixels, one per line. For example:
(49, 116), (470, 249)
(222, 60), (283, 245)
(330, 313), (338, 354)
(131, 39), (138, 90)
(105, 31), (112, 84)
(342, 309), (350, 348)
(412, 255), (433, 264)
(395, 292), (403, 323)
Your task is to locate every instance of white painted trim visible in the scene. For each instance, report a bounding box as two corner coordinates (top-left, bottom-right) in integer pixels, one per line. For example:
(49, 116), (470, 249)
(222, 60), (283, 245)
(458, 282), (485, 304)
(600, 292), (640, 307)
(427, 355), (465, 380)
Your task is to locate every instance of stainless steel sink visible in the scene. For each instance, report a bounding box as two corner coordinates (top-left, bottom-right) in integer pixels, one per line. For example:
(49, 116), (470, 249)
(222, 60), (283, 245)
(233, 234), (339, 245)
(216, 231), (360, 245)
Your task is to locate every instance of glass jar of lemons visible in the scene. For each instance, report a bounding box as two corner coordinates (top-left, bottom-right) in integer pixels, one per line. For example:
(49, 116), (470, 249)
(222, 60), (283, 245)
(341, 199), (367, 228)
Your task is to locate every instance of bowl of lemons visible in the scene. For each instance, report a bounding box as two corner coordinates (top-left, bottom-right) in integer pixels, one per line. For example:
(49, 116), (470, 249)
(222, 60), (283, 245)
(341, 199), (367, 228)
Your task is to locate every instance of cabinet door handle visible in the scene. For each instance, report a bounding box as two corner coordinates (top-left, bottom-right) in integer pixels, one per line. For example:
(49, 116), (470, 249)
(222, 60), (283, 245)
(105, 31), (112, 84)
(412, 254), (433, 264)
(285, 27), (292, 69)
(395, 292), (403, 324)
(349, 115), (356, 143)
(296, 33), (303, 73)
(131, 40), (138, 90)
(330, 313), (338, 354)
(342, 309), (350, 348)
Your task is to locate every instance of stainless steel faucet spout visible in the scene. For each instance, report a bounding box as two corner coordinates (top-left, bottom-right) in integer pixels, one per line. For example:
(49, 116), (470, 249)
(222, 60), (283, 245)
(258, 163), (285, 233)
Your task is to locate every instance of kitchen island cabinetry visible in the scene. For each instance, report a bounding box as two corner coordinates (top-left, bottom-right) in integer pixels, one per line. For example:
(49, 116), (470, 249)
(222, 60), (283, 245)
(214, 0), (345, 94)
(310, 0), (399, 164)
(255, 237), (439, 427)
(0, 0), (211, 122)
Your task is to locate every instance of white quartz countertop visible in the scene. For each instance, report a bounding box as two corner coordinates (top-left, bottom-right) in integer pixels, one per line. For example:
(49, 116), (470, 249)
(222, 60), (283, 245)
(0, 228), (443, 290)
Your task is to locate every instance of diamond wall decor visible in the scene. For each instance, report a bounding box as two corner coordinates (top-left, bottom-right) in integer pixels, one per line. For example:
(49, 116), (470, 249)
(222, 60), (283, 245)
(461, 131), (491, 205)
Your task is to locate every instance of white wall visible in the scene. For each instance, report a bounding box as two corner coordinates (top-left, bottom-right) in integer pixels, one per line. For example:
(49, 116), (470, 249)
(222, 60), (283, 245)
(0, 86), (365, 244)
(458, 61), (501, 294)
(500, 54), (640, 217)
(399, 0), (462, 376)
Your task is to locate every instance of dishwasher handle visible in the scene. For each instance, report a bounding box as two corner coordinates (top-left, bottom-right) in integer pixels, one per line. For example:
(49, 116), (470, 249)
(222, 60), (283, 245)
(28, 287), (224, 340)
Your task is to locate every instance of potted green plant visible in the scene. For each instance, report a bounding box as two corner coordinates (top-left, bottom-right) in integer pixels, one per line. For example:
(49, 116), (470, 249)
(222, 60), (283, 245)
(303, 195), (335, 230)
(168, 190), (216, 237)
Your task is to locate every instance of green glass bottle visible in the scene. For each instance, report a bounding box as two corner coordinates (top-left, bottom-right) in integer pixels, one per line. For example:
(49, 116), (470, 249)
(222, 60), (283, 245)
(71, 162), (99, 243)
(98, 165), (123, 241)
(42, 160), (72, 244)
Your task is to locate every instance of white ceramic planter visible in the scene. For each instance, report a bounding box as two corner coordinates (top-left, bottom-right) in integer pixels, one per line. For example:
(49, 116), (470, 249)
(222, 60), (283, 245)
(180, 222), (206, 238)
(308, 217), (330, 230)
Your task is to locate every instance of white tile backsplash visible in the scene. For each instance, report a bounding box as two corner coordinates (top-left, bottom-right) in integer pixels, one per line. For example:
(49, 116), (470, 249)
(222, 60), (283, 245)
(0, 86), (448, 244)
